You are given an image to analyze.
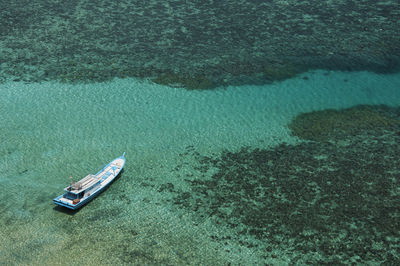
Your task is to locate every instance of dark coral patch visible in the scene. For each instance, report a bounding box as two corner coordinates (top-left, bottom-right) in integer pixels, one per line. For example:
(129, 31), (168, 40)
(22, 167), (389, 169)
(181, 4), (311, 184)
(262, 64), (299, 81)
(288, 105), (400, 141)
(171, 105), (400, 264)
(151, 72), (214, 90)
(1, 1), (399, 85)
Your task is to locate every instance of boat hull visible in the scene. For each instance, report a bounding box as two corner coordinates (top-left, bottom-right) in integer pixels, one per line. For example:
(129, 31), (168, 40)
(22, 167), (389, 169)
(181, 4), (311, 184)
(53, 153), (125, 210)
(53, 178), (116, 209)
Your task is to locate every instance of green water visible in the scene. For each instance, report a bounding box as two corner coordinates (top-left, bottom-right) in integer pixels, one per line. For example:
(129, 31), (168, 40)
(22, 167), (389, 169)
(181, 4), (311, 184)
(1, 71), (400, 264)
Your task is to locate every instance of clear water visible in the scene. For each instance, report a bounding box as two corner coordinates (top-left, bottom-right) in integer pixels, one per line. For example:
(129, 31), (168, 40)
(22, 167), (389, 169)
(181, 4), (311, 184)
(1, 70), (399, 264)
(1, 1), (400, 264)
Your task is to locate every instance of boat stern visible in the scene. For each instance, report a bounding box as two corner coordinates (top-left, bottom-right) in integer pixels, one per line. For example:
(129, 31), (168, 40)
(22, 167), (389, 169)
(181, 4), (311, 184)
(53, 195), (80, 210)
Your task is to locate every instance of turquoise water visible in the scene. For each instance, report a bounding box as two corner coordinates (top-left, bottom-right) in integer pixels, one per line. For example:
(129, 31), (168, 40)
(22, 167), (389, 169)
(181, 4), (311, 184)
(1, 70), (399, 264)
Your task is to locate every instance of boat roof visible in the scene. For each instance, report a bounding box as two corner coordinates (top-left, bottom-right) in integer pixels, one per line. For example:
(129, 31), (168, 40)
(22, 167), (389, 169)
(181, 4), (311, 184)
(64, 174), (101, 194)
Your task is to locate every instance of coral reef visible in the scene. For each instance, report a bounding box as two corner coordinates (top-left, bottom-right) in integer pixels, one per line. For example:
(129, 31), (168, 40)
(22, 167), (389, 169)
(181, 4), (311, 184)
(0, 0), (399, 86)
(262, 64), (299, 81)
(170, 105), (400, 264)
(152, 72), (213, 90)
(288, 105), (400, 141)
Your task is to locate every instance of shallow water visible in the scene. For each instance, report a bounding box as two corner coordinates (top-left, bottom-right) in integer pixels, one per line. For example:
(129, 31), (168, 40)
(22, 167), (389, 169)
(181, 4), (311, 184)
(1, 70), (400, 264)
(1, 0), (400, 264)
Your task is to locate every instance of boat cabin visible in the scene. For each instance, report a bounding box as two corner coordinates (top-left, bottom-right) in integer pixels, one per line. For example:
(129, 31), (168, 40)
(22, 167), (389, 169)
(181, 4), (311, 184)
(64, 191), (84, 200)
(63, 174), (101, 202)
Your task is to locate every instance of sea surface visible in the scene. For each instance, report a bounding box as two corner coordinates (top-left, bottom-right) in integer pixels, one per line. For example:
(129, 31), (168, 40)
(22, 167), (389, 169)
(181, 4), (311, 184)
(1, 1), (400, 265)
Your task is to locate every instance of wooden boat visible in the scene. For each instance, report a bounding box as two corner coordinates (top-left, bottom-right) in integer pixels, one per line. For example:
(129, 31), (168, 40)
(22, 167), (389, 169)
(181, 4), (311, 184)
(53, 153), (126, 210)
